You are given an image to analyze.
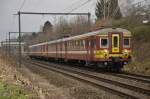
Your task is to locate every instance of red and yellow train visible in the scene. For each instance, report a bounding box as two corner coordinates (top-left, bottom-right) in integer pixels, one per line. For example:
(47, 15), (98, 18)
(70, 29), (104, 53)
(28, 28), (132, 71)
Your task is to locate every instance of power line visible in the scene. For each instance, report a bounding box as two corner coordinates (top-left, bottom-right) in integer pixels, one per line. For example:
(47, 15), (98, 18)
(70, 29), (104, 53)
(60, 0), (86, 19)
(19, 0), (26, 11)
(63, 0), (85, 12)
(68, 0), (92, 13)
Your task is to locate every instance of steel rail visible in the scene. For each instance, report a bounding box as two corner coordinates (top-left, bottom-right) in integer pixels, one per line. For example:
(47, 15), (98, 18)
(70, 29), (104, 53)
(32, 60), (150, 95)
(26, 60), (150, 99)
(108, 72), (150, 84)
(33, 59), (150, 84)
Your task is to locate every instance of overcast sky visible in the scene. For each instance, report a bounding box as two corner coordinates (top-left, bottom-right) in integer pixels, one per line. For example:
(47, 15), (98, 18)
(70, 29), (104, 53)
(0, 0), (143, 43)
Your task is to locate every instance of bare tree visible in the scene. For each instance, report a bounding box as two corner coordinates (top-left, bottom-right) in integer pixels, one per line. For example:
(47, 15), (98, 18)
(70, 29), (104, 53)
(28, 16), (93, 44)
(54, 17), (71, 39)
(70, 16), (91, 35)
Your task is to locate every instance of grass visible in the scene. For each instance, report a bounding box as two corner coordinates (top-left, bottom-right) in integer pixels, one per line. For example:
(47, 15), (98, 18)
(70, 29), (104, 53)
(0, 81), (32, 99)
(124, 59), (150, 75)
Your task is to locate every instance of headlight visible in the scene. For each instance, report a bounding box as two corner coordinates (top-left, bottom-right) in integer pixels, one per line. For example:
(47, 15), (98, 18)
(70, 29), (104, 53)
(104, 49), (109, 53)
(123, 49), (128, 53)
(103, 50), (109, 58)
(123, 50), (131, 58)
(123, 49), (131, 54)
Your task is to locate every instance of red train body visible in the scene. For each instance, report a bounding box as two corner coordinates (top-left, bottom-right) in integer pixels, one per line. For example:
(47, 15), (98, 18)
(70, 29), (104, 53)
(28, 28), (132, 71)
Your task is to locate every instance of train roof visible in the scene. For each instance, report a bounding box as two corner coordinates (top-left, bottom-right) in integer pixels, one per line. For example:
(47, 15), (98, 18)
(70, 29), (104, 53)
(29, 28), (131, 47)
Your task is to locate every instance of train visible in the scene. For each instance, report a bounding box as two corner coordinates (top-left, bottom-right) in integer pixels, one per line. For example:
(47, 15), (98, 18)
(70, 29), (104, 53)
(28, 28), (132, 71)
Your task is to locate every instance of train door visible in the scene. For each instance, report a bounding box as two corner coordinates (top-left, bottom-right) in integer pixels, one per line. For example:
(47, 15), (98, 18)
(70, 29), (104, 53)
(43, 45), (45, 56)
(86, 37), (95, 63)
(85, 39), (89, 63)
(111, 33), (120, 53)
(56, 42), (58, 59)
(40, 45), (42, 56)
(46, 44), (48, 57)
(42, 45), (45, 56)
(65, 41), (67, 60)
(60, 42), (63, 59)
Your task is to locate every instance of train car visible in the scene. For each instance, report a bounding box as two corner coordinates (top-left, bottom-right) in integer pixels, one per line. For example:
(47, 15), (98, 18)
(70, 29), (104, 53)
(28, 28), (132, 71)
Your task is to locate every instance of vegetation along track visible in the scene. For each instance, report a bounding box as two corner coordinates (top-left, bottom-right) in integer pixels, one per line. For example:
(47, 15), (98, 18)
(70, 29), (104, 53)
(25, 59), (150, 99)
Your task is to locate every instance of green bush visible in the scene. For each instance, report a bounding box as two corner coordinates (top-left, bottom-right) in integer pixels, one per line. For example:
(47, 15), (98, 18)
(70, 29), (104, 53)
(131, 25), (150, 42)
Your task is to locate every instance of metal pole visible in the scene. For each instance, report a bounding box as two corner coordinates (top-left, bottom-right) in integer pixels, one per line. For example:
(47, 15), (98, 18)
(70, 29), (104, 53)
(5, 39), (8, 66)
(9, 32), (10, 56)
(88, 12), (91, 26)
(108, 0), (110, 18)
(104, 0), (106, 20)
(18, 11), (21, 68)
(87, 12), (91, 30)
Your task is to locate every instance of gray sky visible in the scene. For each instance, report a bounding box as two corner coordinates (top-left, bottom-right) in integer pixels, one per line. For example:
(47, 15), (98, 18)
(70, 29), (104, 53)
(0, 0), (98, 43)
(0, 0), (142, 43)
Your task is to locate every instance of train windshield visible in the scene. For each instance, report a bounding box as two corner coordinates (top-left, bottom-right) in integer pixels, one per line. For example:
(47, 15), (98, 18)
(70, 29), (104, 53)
(100, 38), (108, 48)
(124, 38), (130, 48)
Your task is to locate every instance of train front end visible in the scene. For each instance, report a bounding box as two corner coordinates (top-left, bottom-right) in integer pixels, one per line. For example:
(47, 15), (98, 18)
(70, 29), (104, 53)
(95, 28), (132, 71)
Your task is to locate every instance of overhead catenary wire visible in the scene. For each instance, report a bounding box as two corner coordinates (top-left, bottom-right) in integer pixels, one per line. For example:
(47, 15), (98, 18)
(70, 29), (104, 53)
(63, 0), (85, 12)
(19, 0), (26, 11)
(60, 0), (91, 22)
(68, 0), (92, 13)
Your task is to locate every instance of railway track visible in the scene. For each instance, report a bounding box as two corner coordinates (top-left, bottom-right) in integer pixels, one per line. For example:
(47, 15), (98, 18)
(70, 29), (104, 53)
(25, 59), (150, 99)
(42, 59), (150, 84)
(108, 72), (150, 84)
(120, 71), (150, 80)
(61, 62), (150, 84)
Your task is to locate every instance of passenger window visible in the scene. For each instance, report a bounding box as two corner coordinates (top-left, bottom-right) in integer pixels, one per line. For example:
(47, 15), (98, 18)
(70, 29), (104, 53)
(91, 39), (96, 48)
(124, 38), (130, 48)
(71, 42), (72, 46)
(74, 41), (76, 47)
(83, 40), (85, 48)
(81, 40), (83, 46)
(78, 41), (80, 46)
(101, 38), (108, 48)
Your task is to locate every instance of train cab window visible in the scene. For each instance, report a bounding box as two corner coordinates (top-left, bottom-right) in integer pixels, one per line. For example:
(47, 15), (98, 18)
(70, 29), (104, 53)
(124, 38), (130, 48)
(100, 38), (108, 48)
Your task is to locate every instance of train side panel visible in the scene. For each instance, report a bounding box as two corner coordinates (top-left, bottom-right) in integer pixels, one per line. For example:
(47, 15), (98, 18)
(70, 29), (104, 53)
(65, 39), (87, 61)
